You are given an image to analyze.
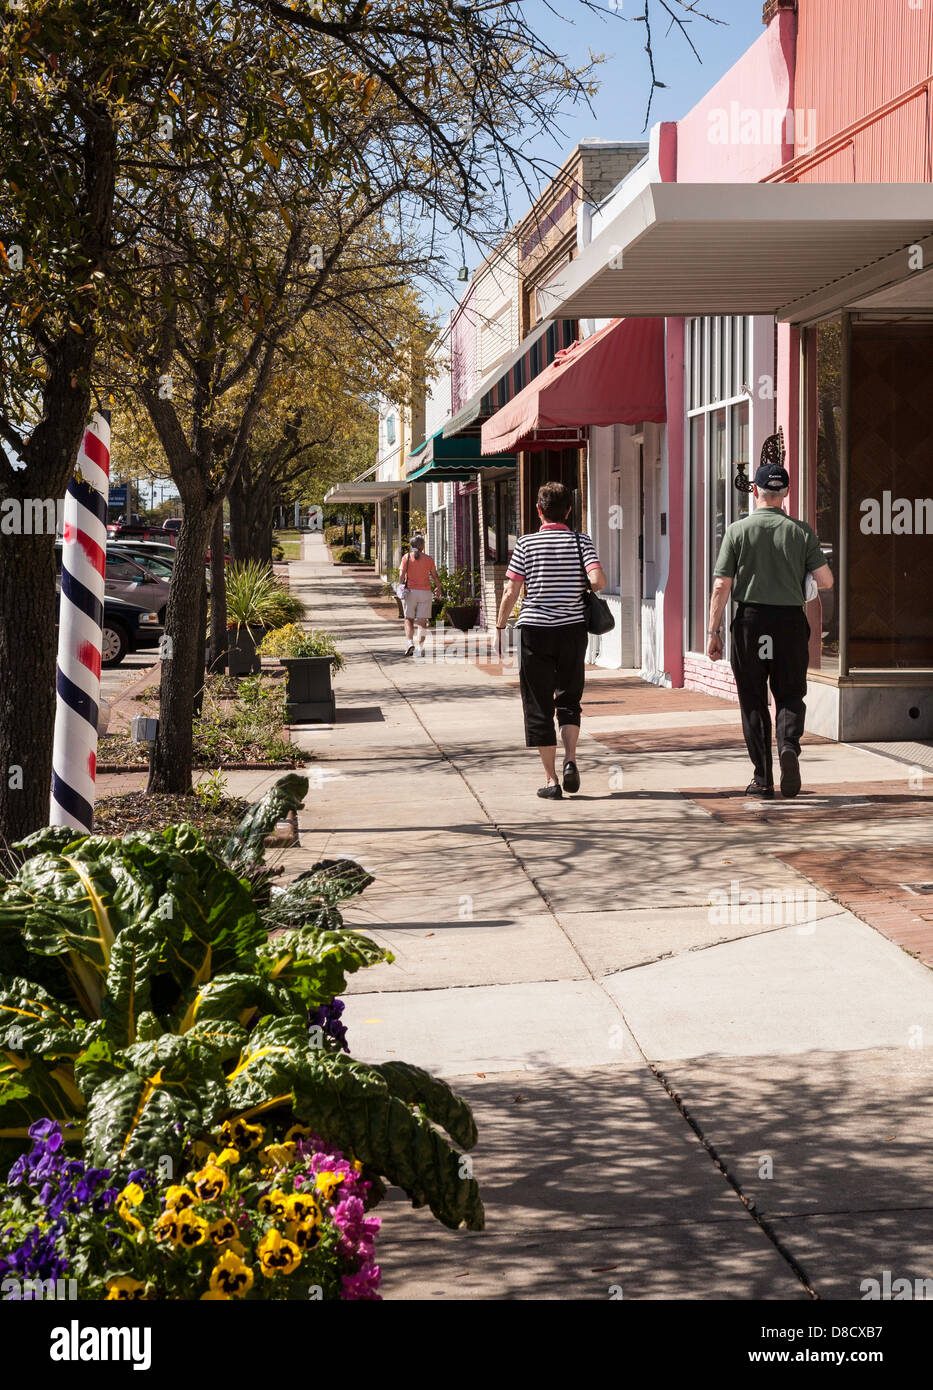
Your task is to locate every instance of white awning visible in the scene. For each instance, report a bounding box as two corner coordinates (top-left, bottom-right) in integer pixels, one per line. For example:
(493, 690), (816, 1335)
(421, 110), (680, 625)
(535, 182), (933, 325)
(324, 480), (409, 504)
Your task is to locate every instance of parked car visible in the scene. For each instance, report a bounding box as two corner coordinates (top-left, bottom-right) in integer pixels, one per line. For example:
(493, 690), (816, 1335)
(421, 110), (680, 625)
(107, 521), (165, 542)
(109, 542), (176, 581)
(55, 542), (171, 622)
(54, 589), (163, 667)
(162, 518), (182, 536)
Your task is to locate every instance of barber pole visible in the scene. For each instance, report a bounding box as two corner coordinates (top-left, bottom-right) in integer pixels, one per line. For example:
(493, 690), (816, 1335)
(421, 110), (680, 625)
(50, 411), (111, 831)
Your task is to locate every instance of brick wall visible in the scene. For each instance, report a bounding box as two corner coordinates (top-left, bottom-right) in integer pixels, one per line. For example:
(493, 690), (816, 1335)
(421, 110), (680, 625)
(683, 654), (740, 703)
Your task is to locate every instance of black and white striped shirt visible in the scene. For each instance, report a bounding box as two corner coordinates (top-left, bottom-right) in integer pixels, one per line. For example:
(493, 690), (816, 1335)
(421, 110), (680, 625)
(506, 524), (601, 627)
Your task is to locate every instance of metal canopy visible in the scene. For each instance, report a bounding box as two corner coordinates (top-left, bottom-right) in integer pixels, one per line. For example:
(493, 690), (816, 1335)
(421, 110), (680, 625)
(535, 183), (933, 324)
(324, 480), (408, 504)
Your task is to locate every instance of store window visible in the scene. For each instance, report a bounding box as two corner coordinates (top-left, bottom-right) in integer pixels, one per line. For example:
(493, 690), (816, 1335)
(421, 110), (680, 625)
(803, 318), (842, 673)
(848, 318), (933, 669)
(483, 478), (519, 562)
(686, 316), (752, 654)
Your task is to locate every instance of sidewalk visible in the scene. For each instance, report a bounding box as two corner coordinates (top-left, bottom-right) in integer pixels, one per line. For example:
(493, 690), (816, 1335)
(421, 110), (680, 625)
(281, 532), (933, 1300)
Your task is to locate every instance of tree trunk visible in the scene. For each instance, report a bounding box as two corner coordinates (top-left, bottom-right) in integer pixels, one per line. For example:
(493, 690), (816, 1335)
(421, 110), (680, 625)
(209, 508), (227, 674)
(147, 502), (216, 794)
(229, 468), (274, 564)
(0, 534), (61, 843)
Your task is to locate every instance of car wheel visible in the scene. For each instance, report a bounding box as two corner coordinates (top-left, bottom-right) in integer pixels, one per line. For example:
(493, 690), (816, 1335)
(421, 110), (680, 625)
(101, 620), (129, 667)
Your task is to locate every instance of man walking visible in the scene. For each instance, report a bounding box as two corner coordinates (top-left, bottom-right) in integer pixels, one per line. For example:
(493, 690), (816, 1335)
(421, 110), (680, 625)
(399, 533), (441, 658)
(706, 436), (833, 798)
(497, 481), (607, 799)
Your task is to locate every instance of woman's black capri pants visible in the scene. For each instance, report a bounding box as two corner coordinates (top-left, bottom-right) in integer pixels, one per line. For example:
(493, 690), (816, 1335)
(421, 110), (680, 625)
(518, 622), (588, 748)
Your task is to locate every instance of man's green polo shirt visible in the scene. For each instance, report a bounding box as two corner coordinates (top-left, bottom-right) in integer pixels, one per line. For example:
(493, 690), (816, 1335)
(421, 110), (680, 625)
(714, 507), (824, 607)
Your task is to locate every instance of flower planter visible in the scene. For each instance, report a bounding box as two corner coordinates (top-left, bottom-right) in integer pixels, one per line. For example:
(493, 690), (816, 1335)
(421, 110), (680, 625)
(283, 654), (335, 723)
(228, 625), (263, 677)
(446, 603), (480, 632)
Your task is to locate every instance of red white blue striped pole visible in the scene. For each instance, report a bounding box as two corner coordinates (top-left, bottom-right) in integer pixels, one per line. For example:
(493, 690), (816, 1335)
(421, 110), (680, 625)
(50, 411), (111, 831)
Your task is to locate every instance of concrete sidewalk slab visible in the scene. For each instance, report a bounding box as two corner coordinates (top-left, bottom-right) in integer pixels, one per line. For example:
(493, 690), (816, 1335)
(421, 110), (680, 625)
(654, 1048), (933, 1221)
(341, 914), (588, 992)
(558, 901), (849, 976)
(604, 916), (933, 1061)
(767, 1211), (933, 1301)
(377, 1220), (808, 1300)
(342, 980), (643, 1074)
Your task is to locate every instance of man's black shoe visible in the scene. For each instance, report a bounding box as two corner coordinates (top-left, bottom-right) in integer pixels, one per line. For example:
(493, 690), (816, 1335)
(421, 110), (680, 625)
(779, 748), (801, 798)
(562, 760), (581, 794)
(537, 784), (563, 800)
(745, 780), (774, 798)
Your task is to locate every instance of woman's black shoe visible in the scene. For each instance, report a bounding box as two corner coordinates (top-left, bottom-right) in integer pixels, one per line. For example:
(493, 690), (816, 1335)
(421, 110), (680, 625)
(562, 760), (581, 794)
(745, 780), (774, 798)
(537, 784), (563, 799)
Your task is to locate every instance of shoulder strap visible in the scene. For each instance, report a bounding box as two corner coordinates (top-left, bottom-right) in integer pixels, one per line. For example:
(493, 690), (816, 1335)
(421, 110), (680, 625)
(574, 531), (593, 593)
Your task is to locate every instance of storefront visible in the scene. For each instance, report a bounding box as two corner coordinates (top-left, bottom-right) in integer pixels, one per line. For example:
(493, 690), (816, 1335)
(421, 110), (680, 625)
(538, 175), (933, 736)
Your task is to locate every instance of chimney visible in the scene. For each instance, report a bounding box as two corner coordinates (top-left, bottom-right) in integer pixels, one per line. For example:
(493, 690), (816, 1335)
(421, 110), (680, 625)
(762, 0), (796, 22)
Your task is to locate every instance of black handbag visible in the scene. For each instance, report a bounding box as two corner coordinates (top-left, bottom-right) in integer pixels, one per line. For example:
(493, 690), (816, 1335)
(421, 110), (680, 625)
(574, 532), (615, 635)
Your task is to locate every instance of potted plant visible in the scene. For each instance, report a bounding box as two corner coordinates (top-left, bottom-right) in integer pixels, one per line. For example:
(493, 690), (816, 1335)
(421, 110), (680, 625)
(257, 623), (344, 723)
(381, 568), (403, 617)
(440, 566), (481, 631)
(226, 561), (278, 675)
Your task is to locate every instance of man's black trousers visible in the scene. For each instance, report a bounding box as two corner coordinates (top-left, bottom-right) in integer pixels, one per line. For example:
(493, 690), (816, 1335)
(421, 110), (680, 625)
(519, 622), (588, 747)
(730, 602), (810, 786)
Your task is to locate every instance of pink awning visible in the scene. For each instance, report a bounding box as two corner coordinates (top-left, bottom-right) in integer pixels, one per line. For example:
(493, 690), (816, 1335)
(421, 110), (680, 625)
(480, 317), (666, 455)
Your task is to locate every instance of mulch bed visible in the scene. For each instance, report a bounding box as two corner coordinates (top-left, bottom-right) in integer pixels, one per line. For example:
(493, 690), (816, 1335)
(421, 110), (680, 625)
(92, 791), (249, 840)
(97, 734), (301, 773)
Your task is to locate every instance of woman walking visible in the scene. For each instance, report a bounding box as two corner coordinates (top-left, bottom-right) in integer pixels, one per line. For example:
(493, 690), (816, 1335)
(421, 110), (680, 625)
(496, 481), (607, 798)
(399, 533), (441, 658)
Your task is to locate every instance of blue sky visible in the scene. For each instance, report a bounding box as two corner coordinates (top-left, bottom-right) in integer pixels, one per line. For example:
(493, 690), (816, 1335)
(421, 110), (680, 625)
(431, 0), (764, 314)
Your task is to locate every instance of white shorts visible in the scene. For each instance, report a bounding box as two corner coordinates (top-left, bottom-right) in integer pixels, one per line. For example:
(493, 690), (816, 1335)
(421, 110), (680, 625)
(402, 588), (433, 622)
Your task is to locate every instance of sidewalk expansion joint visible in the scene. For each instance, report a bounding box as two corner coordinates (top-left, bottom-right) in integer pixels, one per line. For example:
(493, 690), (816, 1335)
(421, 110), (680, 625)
(651, 1064), (819, 1300)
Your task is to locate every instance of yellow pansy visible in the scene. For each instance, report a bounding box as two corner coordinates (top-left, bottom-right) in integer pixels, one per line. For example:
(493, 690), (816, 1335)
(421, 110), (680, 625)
(257, 1188), (290, 1221)
(105, 1277), (146, 1301)
(313, 1170), (345, 1201)
(258, 1228), (302, 1277)
(220, 1118), (266, 1151)
(261, 1141), (297, 1168)
(191, 1163), (227, 1202)
(208, 1248), (255, 1299)
(116, 1189), (144, 1233)
(284, 1123), (310, 1142)
(208, 1147), (240, 1168)
(154, 1210), (181, 1244)
(284, 1218), (320, 1251)
(208, 1217), (239, 1248)
(164, 1185), (197, 1211)
(118, 1182), (145, 1208)
(176, 1211), (210, 1248)
(287, 1192), (320, 1225)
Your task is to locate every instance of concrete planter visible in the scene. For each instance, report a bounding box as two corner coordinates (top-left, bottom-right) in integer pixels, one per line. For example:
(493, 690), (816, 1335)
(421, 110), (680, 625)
(283, 655), (335, 723)
(228, 625), (264, 677)
(446, 603), (480, 632)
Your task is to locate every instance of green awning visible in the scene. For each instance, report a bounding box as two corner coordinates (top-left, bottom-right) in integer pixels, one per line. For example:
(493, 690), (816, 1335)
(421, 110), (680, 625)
(405, 428), (515, 480)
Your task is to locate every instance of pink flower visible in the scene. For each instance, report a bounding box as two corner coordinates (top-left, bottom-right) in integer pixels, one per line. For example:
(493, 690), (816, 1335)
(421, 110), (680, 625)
(341, 1263), (382, 1300)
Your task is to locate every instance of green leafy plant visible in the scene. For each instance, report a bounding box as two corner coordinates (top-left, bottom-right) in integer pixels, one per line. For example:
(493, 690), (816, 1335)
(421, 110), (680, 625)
(334, 547), (361, 564)
(194, 768), (228, 813)
(436, 566), (480, 607)
(380, 567), (400, 599)
(263, 583), (306, 631)
(225, 561), (279, 634)
(0, 777), (483, 1232)
(256, 625), (344, 672)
